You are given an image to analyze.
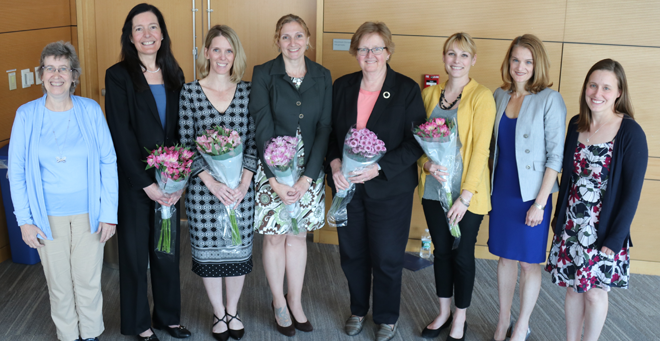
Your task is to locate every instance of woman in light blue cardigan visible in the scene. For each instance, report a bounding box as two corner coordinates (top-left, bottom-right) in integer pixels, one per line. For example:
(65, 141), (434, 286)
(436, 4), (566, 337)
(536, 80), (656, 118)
(488, 35), (566, 341)
(8, 41), (117, 341)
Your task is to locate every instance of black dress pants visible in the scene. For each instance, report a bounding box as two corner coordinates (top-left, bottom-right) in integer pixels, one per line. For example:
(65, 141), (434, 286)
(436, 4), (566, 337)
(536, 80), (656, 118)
(422, 199), (483, 309)
(337, 185), (413, 325)
(117, 178), (182, 335)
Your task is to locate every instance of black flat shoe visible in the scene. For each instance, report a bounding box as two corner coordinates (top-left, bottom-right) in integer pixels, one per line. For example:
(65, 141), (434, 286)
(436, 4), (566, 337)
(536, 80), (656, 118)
(153, 323), (192, 339)
(421, 313), (453, 338)
(226, 312), (245, 340)
(212, 314), (229, 341)
(446, 322), (467, 341)
(272, 301), (295, 337)
(137, 329), (160, 341)
(285, 295), (313, 332)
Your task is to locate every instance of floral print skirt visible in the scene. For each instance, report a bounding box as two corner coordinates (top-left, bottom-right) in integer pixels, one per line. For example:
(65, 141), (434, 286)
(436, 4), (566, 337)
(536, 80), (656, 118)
(254, 128), (325, 235)
(545, 140), (630, 292)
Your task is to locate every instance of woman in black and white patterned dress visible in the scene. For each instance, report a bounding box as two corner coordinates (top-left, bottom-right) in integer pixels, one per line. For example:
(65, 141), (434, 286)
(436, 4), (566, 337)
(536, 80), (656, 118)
(178, 25), (256, 340)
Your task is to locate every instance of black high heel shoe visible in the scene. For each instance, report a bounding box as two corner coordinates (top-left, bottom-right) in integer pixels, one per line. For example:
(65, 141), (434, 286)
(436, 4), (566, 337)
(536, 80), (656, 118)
(421, 313), (453, 338)
(285, 294), (313, 332)
(212, 314), (229, 341)
(226, 311), (245, 340)
(272, 301), (296, 337)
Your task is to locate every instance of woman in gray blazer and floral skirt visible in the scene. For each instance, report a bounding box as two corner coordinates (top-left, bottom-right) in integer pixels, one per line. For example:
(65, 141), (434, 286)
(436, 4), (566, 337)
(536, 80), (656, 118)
(249, 14), (331, 336)
(488, 34), (566, 341)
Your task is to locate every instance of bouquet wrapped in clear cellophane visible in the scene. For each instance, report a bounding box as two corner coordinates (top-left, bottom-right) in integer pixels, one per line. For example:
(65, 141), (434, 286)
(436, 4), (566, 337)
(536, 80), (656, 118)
(146, 145), (194, 256)
(196, 126), (244, 246)
(263, 136), (303, 235)
(327, 126), (386, 227)
(413, 117), (464, 249)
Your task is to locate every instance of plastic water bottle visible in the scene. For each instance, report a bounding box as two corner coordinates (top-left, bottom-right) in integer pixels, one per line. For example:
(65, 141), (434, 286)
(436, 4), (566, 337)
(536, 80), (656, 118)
(419, 229), (432, 259)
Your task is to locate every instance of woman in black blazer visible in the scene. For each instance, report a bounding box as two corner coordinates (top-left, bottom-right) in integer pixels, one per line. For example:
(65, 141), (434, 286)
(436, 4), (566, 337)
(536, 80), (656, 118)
(326, 22), (425, 341)
(104, 4), (189, 340)
(249, 14), (332, 336)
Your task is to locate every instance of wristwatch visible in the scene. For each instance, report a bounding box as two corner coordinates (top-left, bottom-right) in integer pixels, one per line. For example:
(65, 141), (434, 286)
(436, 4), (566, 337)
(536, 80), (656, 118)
(305, 177), (313, 185)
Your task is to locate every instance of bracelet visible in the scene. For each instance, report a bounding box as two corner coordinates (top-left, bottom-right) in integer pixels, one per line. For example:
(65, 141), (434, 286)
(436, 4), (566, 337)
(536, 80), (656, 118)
(533, 202), (546, 210)
(305, 177), (312, 185)
(458, 196), (470, 207)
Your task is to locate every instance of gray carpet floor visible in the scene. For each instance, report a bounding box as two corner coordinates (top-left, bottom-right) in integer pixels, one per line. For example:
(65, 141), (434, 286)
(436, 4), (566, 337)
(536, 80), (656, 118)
(1, 221), (659, 341)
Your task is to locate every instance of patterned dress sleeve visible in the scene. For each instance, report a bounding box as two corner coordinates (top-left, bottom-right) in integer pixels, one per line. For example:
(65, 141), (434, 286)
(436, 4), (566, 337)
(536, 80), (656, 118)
(178, 83), (206, 177)
(242, 82), (258, 173)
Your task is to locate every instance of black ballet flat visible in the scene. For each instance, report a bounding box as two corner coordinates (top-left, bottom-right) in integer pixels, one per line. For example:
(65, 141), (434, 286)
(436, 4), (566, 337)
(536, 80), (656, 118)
(226, 312), (245, 340)
(421, 313), (453, 338)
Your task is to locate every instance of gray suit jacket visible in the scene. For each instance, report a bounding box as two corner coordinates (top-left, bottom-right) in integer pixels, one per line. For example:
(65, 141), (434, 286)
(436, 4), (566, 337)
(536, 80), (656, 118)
(250, 54), (332, 179)
(491, 87), (566, 202)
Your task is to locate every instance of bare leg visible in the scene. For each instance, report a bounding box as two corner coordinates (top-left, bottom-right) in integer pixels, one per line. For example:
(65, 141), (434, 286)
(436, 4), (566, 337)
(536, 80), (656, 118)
(493, 257), (517, 340)
(285, 233), (308, 323)
(449, 307), (467, 339)
(510, 262), (542, 341)
(225, 275), (246, 330)
(263, 234), (291, 327)
(565, 288), (585, 341)
(583, 288), (608, 341)
(202, 277), (227, 333)
(427, 297), (452, 329)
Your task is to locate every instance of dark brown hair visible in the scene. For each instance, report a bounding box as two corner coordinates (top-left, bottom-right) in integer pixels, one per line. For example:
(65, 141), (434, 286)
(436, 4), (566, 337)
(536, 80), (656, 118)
(577, 59), (634, 132)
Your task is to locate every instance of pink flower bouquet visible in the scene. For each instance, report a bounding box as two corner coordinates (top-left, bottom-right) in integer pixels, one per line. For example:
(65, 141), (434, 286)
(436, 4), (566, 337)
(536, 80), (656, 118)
(145, 145), (194, 255)
(196, 126), (244, 246)
(327, 126), (386, 227)
(413, 116), (463, 249)
(264, 136), (302, 234)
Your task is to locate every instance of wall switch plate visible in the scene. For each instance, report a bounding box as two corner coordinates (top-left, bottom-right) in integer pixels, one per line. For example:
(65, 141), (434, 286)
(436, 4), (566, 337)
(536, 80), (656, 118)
(35, 66), (42, 85)
(21, 68), (32, 88)
(8, 72), (17, 90)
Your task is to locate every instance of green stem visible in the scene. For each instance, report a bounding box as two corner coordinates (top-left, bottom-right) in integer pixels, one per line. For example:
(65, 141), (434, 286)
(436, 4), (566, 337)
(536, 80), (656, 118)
(230, 209), (241, 246)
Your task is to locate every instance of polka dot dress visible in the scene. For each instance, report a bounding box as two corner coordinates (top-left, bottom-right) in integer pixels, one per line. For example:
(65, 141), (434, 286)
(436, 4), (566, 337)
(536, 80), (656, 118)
(179, 80), (256, 277)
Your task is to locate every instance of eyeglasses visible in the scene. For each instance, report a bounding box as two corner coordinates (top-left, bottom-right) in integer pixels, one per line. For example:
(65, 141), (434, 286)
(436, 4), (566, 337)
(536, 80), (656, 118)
(42, 66), (72, 75)
(356, 47), (387, 56)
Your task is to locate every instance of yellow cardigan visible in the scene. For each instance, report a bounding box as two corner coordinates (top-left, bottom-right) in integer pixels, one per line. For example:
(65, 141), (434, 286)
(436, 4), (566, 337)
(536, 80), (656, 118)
(417, 79), (496, 215)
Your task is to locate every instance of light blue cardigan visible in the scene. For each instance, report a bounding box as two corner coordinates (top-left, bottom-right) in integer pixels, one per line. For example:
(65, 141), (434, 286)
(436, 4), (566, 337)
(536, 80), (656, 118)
(8, 95), (118, 240)
(491, 87), (566, 202)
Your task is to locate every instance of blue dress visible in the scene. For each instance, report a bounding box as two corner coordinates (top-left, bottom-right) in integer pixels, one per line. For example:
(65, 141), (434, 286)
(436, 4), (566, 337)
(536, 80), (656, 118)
(488, 114), (551, 263)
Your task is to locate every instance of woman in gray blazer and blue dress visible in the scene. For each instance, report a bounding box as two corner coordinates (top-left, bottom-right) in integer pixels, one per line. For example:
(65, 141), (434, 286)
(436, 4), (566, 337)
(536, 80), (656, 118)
(488, 34), (566, 341)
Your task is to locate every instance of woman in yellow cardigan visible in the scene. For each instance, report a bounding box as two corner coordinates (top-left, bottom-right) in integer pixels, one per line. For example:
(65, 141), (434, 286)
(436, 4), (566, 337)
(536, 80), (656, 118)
(418, 32), (496, 341)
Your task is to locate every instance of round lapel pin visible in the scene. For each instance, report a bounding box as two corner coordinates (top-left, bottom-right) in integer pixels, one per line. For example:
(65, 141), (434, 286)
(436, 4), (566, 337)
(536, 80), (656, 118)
(383, 91), (390, 99)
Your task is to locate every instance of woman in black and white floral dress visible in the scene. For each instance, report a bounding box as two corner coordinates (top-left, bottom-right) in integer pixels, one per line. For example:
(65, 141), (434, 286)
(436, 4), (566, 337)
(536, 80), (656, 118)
(545, 59), (647, 341)
(179, 25), (256, 340)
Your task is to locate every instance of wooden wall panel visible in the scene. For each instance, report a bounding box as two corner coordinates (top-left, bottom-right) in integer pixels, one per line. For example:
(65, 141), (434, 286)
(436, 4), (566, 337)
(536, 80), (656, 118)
(0, 27), (74, 142)
(558, 43), (660, 157)
(565, 0), (660, 47)
(94, 0), (195, 111)
(324, 0), (567, 42)
(0, 0), (72, 33)
(210, 0), (317, 82)
(323, 33), (562, 93)
(630, 180), (660, 262)
(647, 158), (660, 180)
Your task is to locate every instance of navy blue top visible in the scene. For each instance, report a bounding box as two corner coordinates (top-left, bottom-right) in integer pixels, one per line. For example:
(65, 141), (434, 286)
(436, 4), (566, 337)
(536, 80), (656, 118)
(150, 84), (167, 130)
(553, 115), (648, 251)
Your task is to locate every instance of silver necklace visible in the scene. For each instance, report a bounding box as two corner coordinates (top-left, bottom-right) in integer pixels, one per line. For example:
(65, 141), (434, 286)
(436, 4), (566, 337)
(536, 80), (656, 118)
(290, 76), (304, 89)
(141, 66), (161, 73)
(586, 116), (614, 143)
(46, 111), (72, 163)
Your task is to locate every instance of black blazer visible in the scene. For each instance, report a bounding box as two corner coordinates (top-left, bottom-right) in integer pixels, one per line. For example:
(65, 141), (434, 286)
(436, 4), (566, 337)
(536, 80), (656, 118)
(105, 62), (182, 190)
(327, 65), (426, 199)
(249, 54), (332, 179)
